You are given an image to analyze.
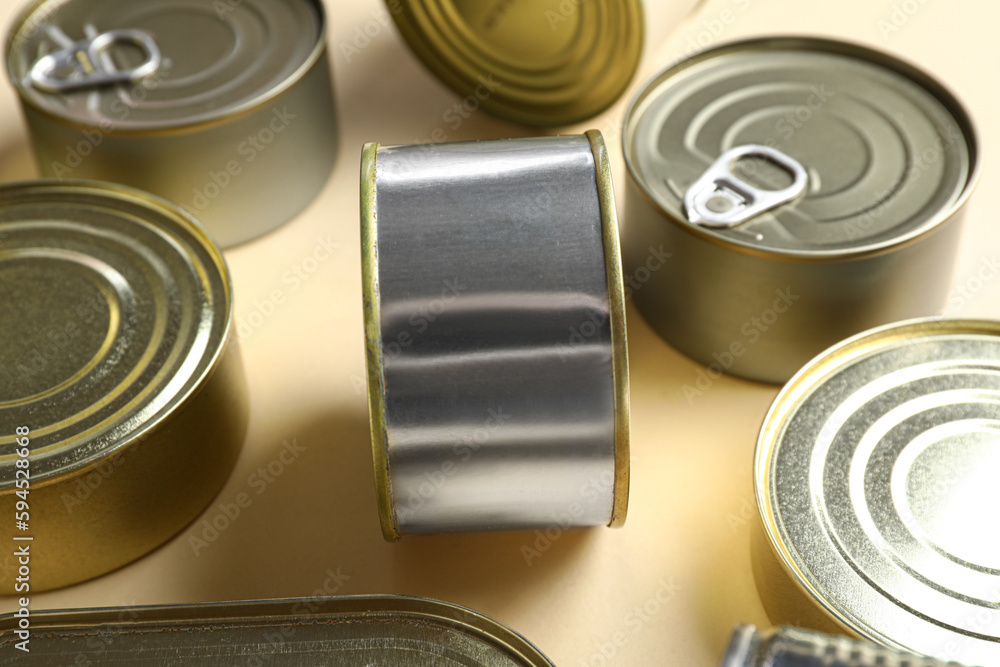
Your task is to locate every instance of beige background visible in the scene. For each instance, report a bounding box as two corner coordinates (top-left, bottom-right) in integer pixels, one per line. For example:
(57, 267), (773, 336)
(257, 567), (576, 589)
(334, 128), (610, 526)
(2, 0), (999, 665)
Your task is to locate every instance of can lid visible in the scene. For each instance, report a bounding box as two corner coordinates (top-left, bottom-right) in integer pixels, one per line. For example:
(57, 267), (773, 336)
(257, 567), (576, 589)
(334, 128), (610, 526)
(624, 37), (977, 256)
(6, 0), (324, 131)
(755, 318), (1000, 663)
(388, 0), (643, 126)
(0, 180), (231, 485)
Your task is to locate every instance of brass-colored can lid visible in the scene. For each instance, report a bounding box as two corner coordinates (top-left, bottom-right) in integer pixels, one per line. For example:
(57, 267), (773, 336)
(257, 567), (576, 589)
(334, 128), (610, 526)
(754, 318), (1000, 664)
(0, 180), (246, 591)
(387, 0), (643, 126)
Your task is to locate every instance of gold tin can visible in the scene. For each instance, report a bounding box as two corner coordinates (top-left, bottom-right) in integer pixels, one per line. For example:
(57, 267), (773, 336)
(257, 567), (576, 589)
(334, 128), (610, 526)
(0, 180), (247, 592)
(753, 318), (1000, 665)
(387, 0), (643, 126)
(0, 595), (555, 665)
(5, 0), (336, 247)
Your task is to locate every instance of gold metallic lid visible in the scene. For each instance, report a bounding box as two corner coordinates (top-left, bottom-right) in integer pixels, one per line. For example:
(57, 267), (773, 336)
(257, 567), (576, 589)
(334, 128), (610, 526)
(387, 0), (644, 126)
(754, 318), (1000, 665)
(624, 37), (978, 257)
(6, 0), (324, 131)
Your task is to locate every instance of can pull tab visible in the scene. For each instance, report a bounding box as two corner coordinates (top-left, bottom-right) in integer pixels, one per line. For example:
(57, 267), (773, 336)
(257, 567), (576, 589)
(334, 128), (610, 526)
(28, 30), (161, 93)
(684, 145), (808, 228)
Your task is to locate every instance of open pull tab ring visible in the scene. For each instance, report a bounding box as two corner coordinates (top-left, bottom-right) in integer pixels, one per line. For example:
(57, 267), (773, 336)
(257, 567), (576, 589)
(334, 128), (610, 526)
(28, 29), (161, 93)
(684, 145), (808, 229)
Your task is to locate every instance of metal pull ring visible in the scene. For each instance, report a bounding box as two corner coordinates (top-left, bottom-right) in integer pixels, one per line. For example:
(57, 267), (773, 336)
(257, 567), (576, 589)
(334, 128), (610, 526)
(684, 145), (808, 228)
(28, 29), (161, 93)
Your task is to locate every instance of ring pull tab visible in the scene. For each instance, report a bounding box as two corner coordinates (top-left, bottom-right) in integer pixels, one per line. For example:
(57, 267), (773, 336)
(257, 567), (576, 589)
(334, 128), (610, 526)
(28, 29), (161, 93)
(683, 145), (808, 229)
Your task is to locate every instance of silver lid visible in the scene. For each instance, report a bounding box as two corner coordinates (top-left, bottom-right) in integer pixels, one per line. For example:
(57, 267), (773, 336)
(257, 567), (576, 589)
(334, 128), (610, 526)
(624, 37), (976, 256)
(0, 180), (231, 485)
(6, 0), (323, 131)
(756, 318), (1000, 665)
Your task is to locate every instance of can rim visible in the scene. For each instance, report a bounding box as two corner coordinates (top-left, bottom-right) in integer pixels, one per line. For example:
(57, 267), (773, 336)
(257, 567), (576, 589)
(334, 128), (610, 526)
(586, 129), (631, 528)
(4, 0), (329, 136)
(753, 316), (1000, 644)
(622, 35), (982, 262)
(0, 178), (236, 486)
(0, 594), (556, 666)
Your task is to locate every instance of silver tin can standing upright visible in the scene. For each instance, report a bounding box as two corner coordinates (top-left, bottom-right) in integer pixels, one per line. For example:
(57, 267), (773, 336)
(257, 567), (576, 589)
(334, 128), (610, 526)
(622, 38), (979, 384)
(5, 0), (336, 247)
(361, 132), (630, 540)
(753, 318), (1000, 665)
(0, 180), (247, 591)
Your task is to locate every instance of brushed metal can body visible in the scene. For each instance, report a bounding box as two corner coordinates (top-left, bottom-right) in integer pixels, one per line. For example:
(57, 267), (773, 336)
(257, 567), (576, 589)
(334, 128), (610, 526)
(753, 318), (1000, 664)
(5, 0), (337, 247)
(0, 595), (555, 665)
(622, 38), (979, 384)
(723, 625), (969, 667)
(0, 180), (247, 591)
(361, 132), (629, 539)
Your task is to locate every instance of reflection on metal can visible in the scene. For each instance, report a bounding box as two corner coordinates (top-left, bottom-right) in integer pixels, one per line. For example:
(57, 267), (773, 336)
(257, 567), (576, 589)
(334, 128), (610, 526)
(386, 0), (643, 126)
(361, 131), (629, 539)
(753, 318), (1000, 664)
(5, 0), (336, 247)
(0, 595), (555, 666)
(0, 180), (247, 591)
(723, 625), (968, 667)
(622, 37), (979, 383)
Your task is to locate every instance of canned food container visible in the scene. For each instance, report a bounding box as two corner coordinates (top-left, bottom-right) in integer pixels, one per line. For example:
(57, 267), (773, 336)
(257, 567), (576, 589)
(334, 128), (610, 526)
(5, 0), (336, 247)
(386, 0), (643, 125)
(361, 131), (629, 539)
(753, 318), (1000, 665)
(0, 180), (246, 592)
(723, 625), (968, 667)
(0, 595), (555, 665)
(622, 37), (979, 383)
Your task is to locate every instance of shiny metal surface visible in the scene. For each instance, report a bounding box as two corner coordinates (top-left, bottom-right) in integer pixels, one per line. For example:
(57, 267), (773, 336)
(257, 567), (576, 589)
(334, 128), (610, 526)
(0, 595), (555, 666)
(723, 625), (969, 667)
(754, 319), (1000, 665)
(0, 180), (246, 591)
(6, 0), (336, 246)
(388, 0), (643, 125)
(622, 37), (979, 383)
(362, 132), (629, 539)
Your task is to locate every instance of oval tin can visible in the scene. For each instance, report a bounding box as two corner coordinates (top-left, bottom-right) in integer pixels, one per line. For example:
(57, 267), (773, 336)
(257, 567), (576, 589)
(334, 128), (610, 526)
(386, 0), (644, 126)
(5, 0), (337, 247)
(753, 318), (1000, 665)
(361, 131), (630, 539)
(0, 595), (555, 665)
(622, 37), (979, 384)
(0, 180), (247, 592)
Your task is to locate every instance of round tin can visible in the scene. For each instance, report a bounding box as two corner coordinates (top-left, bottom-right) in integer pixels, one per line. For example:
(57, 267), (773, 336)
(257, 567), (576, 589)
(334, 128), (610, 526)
(361, 131), (630, 540)
(753, 318), (1000, 664)
(5, 0), (336, 247)
(386, 0), (643, 126)
(0, 180), (247, 592)
(622, 37), (979, 384)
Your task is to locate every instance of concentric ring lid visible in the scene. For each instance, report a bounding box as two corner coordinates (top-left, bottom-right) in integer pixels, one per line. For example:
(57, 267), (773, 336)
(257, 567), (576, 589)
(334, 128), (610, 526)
(755, 319), (1000, 665)
(6, 0), (323, 130)
(624, 37), (976, 255)
(0, 181), (231, 485)
(388, 0), (643, 126)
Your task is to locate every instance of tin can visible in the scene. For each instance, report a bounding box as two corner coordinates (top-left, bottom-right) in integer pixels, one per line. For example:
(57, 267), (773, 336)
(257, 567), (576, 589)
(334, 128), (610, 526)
(0, 180), (247, 592)
(0, 595), (555, 665)
(5, 0), (337, 247)
(722, 625), (968, 667)
(753, 318), (1000, 664)
(361, 131), (630, 539)
(386, 0), (644, 126)
(622, 37), (979, 384)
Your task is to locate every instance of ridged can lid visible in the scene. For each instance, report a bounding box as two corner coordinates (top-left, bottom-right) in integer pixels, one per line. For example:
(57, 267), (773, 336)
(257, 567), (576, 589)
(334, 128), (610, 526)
(755, 318), (1000, 665)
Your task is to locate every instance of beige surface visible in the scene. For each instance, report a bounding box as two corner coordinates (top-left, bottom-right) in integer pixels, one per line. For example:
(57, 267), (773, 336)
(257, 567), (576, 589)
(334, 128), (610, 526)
(2, 0), (1000, 665)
